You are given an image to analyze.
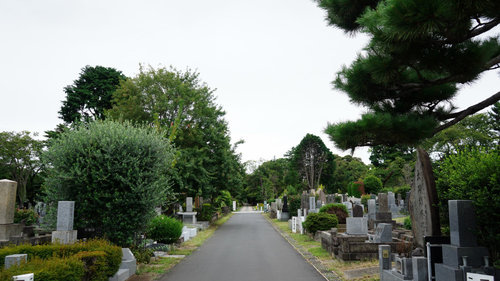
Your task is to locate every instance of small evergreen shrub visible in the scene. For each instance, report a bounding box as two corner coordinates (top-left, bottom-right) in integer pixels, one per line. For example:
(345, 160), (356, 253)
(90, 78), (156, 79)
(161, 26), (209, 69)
(288, 195), (301, 217)
(130, 247), (154, 264)
(14, 208), (38, 226)
(198, 203), (214, 221)
(303, 212), (338, 234)
(404, 217), (412, 230)
(363, 175), (382, 194)
(334, 196), (342, 203)
(146, 215), (183, 244)
(319, 203), (349, 224)
(0, 256), (85, 281)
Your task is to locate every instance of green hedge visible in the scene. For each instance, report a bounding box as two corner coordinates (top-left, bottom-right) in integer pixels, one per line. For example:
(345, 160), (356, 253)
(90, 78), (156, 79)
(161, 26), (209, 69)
(198, 203), (214, 221)
(0, 239), (121, 281)
(303, 212), (338, 234)
(319, 203), (349, 224)
(147, 215), (183, 244)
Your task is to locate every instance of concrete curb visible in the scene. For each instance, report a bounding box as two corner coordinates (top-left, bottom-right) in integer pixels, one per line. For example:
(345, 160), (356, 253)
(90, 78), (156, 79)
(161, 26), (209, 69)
(263, 214), (343, 281)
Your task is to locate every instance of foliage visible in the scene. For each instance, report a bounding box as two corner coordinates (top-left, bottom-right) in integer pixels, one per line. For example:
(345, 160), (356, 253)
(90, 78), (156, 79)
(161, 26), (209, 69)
(394, 185), (411, 200)
(130, 247), (154, 264)
(107, 65), (245, 200)
(42, 120), (175, 246)
(303, 212), (338, 234)
(198, 203), (214, 222)
(59, 65), (126, 124)
(287, 195), (301, 217)
(319, 203), (348, 224)
(318, 0), (500, 150)
(363, 175), (382, 194)
(334, 196), (341, 203)
(404, 217), (412, 230)
(369, 145), (415, 168)
(14, 208), (38, 226)
(0, 239), (121, 280)
(347, 181), (363, 197)
(0, 131), (44, 205)
(331, 155), (368, 193)
(146, 215), (183, 244)
(290, 134), (336, 191)
(215, 190), (232, 209)
(436, 148), (500, 261)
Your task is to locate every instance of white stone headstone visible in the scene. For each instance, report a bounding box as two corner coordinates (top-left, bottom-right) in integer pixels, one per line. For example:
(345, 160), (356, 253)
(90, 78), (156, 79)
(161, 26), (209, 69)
(292, 217), (297, 233)
(186, 197), (193, 212)
(232, 201), (236, 211)
(12, 273), (34, 281)
(346, 217), (368, 235)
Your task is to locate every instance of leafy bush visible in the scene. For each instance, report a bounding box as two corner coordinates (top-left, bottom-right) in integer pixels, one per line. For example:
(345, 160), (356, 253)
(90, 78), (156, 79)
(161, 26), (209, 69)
(146, 215), (183, 244)
(363, 175), (382, 194)
(42, 120), (175, 246)
(334, 196), (342, 203)
(14, 208), (38, 226)
(404, 217), (412, 230)
(288, 195), (301, 217)
(198, 203), (214, 221)
(303, 212), (338, 234)
(347, 181), (363, 197)
(319, 203), (349, 224)
(130, 246), (154, 264)
(0, 239), (121, 280)
(436, 148), (499, 262)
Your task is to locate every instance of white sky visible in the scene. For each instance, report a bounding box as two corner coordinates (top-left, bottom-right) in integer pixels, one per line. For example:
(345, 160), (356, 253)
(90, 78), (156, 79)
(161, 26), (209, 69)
(1, 0), (498, 165)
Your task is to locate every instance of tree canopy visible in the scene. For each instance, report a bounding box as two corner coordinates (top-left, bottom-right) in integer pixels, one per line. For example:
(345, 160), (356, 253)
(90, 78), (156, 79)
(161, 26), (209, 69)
(107, 65), (245, 199)
(317, 0), (500, 150)
(59, 65), (126, 124)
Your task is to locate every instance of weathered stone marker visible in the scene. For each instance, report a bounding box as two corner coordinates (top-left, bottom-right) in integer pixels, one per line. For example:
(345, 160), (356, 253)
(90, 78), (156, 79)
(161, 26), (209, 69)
(5, 254), (27, 269)
(409, 148), (441, 250)
(51, 201), (77, 244)
(0, 179), (17, 225)
(186, 197), (193, 212)
(352, 204), (363, 217)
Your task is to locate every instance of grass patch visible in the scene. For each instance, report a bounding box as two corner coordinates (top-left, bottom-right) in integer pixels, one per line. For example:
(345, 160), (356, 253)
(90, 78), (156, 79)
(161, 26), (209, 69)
(309, 247), (331, 260)
(394, 216), (409, 224)
(136, 257), (182, 276)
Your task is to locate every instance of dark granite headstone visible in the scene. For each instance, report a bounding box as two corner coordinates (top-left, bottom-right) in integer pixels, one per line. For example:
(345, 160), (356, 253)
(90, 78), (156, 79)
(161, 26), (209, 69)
(353, 204), (363, 217)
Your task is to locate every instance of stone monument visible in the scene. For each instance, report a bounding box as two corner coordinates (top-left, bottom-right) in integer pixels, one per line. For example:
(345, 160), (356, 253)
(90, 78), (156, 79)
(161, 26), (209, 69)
(0, 180), (23, 242)
(409, 148), (441, 250)
(51, 201), (78, 244)
(178, 197), (197, 224)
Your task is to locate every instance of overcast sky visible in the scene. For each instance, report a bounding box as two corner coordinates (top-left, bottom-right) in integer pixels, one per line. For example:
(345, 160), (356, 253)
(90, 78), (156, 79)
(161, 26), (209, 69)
(1, 1), (498, 165)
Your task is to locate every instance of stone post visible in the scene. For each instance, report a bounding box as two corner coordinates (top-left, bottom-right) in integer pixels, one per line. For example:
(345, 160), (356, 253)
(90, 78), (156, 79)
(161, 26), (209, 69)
(0, 180), (17, 224)
(51, 201), (77, 244)
(378, 245), (391, 278)
(186, 197), (193, 212)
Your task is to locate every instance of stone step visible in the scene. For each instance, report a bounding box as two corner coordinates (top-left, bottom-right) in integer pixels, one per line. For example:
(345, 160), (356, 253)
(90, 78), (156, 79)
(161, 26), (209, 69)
(109, 268), (129, 281)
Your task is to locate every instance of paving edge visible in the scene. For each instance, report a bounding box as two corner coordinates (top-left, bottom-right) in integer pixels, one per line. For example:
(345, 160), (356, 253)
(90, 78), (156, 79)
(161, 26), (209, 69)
(263, 214), (342, 281)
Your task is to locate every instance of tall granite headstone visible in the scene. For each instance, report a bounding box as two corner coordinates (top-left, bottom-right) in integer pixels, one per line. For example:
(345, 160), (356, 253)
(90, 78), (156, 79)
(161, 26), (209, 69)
(309, 197), (316, 211)
(409, 148), (441, 249)
(318, 189), (326, 205)
(52, 201), (77, 244)
(353, 204), (363, 217)
(186, 197), (193, 212)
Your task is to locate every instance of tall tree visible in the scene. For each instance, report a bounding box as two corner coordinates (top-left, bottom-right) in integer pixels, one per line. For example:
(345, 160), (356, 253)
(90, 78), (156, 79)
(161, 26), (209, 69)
(331, 155), (368, 193)
(291, 134), (335, 191)
(0, 131), (44, 205)
(316, 0), (500, 150)
(107, 65), (245, 199)
(59, 65), (126, 124)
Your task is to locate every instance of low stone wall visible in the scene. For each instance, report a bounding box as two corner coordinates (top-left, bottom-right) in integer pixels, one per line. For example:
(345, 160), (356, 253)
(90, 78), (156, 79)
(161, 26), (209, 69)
(0, 234), (52, 248)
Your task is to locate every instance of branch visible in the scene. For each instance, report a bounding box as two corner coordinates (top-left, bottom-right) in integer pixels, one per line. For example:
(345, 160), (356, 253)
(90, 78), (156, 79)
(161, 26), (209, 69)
(434, 90), (500, 132)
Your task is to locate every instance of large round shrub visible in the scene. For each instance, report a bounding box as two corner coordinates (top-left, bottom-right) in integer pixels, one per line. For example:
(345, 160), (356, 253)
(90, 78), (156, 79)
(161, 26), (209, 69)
(319, 203), (348, 224)
(146, 215), (183, 244)
(43, 120), (175, 246)
(363, 175), (382, 194)
(303, 212), (338, 234)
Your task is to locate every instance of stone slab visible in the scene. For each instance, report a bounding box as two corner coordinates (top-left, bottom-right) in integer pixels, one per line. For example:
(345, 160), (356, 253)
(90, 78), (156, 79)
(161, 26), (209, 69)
(108, 268), (129, 281)
(0, 180), (17, 224)
(5, 254), (27, 269)
(346, 217), (368, 235)
(51, 230), (77, 244)
(441, 244), (489, 268)
(449, 200), (478, 247)
(186, 197), (193, 212)
(434, 263), (463, 281)
(353, 204), (363, 217)
(413, 256), (428, 281)
(0, 223), (24, 241)
(56, 201), (75, 231)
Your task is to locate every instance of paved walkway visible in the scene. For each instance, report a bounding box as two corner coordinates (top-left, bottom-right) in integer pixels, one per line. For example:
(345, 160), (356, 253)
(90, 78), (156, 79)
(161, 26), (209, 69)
(160, 213), (325, 281)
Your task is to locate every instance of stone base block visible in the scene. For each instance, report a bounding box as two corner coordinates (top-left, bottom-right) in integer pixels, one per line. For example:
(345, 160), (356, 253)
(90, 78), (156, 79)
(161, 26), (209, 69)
(0, 223), (24, 240)
(51, 230), (77, 244)
(108, 268), (129, 281)
(381, 269), (412, 281)
(280, 212), (289, 221)
(376, 212), (392, 220)
(435, 263), (463, 281)
(442, 244), (489, 267)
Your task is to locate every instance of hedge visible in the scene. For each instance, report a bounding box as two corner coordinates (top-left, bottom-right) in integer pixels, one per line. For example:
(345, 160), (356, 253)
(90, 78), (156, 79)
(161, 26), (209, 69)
(0, 239), (121, 281)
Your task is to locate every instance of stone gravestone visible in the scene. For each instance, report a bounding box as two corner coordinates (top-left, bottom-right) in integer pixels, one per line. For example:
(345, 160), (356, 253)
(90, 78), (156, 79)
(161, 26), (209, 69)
(352, 204), (363, 217)
(232, 201), (236, 211)
(342, 201), (353, 217)
(186, 197), (193, 212)
(276, 198), (282, 211)
(309, 197), (316, 212)
(4, 254), (27, 269)
(409, 148), (441, 250)
(52, 201), (77, 244)
(0, 179), (17, 225)
(291, 217), (297, 233)
(346, 217), (368, 235)
(280, 196), (289, 221)
(371, 223), (392, 243)
(318, 189), (326, 205)
(434, 200), (493, 281)
(301, 192), (309, 210)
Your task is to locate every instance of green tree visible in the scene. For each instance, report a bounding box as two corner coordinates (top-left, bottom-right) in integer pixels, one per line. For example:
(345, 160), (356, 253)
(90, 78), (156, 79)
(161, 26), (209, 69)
(369, 145), (414, 168)
(363, 175), (382, 194)
(60, 65), (126, 124)
(290, 134), (336, 191)
(107, 65), (245, 199)
(43, 120), (175, 246)
(331, 155), (368, 193)
(0, 131), (44, 205)
(317, 0), (500, 150)
(489, 102), (500, 135)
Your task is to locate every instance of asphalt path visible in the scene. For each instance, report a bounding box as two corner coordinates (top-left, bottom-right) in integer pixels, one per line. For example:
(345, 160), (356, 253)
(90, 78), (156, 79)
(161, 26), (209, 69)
(160, 212), (325, 281)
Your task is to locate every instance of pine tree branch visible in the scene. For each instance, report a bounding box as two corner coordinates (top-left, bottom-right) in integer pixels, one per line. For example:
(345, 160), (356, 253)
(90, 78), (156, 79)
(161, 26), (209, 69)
(435, 91), (500, 132)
